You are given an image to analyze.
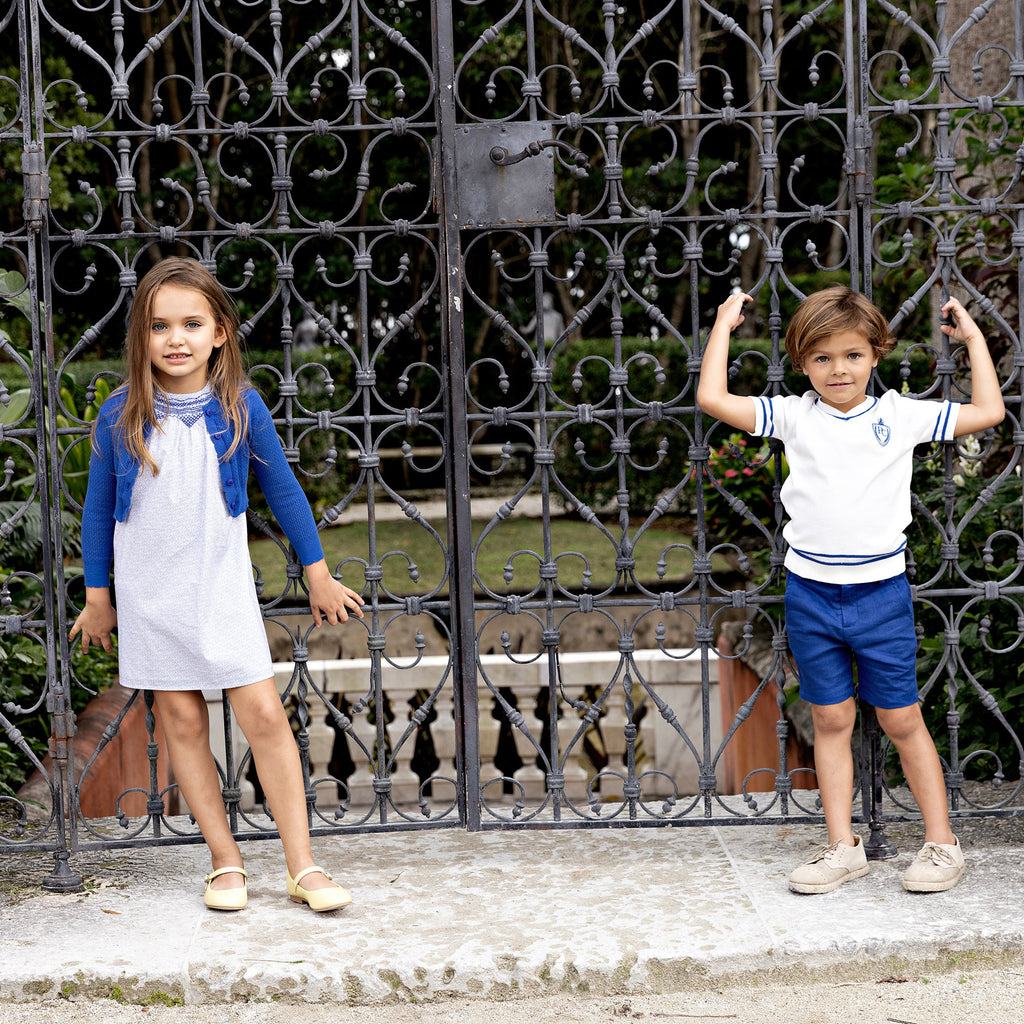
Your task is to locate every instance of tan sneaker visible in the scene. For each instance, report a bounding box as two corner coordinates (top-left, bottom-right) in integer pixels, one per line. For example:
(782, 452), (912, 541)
(789, 835), (869, 894)
(902, 837), (965, 892)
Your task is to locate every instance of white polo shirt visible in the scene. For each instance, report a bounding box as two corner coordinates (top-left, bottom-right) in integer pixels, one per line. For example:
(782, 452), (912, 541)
(750, 391), (959, 583)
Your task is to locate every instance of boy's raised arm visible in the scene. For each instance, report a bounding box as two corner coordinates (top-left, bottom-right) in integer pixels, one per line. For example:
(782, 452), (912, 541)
(942, 296), (1005, 437)
(697, 292), (757, 434)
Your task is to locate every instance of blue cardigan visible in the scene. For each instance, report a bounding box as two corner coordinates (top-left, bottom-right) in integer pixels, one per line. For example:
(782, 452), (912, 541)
(81, 387), (324, 588)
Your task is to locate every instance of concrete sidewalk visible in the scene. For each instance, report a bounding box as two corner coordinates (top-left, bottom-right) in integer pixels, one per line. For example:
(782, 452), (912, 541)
(1, 814), (1023, 1007)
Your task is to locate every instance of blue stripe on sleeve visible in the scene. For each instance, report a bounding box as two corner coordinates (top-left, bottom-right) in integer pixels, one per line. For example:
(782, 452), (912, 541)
(755, 396), (774, 436)
(932, 402), (953, 441)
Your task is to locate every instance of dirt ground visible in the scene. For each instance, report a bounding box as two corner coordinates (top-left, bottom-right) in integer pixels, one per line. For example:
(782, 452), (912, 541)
(4, 966), (1024, 1024)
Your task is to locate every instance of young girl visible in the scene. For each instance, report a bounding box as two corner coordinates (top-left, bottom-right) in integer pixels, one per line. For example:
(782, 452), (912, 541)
(70, 256), (364, 912)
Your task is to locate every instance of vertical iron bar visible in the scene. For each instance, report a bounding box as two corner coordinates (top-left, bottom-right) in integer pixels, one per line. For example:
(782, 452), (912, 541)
(524, 0), (562, 820)
(143, 691), (165, 834)
(25, 0), (84, 892)
(691, 229), (715, 818)
(221, 691), (240, 833)
(933, 6), (962, 825)
(434, 0), (479, 830)
(850, 0), (867, 293)
(851, 0), (895, 858)
(859, 702), (897, 860)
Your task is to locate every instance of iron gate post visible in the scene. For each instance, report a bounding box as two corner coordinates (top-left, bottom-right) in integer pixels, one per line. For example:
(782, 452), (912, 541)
(435, 0), (480, 830)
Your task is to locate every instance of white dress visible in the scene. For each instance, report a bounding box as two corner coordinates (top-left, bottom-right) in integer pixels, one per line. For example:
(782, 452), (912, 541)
(112, 386), (274, 690)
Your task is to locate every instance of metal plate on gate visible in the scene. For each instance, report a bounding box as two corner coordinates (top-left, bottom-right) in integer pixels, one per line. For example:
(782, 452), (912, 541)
(455, 122), (556, 227)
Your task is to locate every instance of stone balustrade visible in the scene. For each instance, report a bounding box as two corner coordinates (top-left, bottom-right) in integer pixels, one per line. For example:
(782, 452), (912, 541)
(204, 649), (722, 815)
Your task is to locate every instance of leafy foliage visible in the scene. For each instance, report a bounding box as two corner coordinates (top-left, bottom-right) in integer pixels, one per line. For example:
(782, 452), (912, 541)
(702, 433), (787, 549)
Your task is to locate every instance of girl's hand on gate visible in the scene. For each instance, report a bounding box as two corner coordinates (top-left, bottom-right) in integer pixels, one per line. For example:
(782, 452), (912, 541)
(304, 559), (365, 627)
(69, 590), (118, 654)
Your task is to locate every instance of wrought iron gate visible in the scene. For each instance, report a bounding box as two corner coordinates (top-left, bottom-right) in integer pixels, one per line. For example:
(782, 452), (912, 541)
(2, 1), (1023, 888)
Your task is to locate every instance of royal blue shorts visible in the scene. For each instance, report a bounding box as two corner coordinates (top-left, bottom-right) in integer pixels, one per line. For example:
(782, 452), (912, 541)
(783, 572), (920, 710)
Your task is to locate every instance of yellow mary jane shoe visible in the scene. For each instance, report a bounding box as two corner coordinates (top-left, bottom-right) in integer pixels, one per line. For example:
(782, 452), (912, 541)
(203, 866), (248, 911)
(286, 866), (352, 912)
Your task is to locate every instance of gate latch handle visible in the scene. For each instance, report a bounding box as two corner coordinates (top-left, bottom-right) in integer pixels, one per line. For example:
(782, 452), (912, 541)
(489, 139), (589, 177)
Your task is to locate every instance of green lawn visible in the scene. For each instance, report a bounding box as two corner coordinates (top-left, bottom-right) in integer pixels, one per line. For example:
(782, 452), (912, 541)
(249, 514), (735, 598)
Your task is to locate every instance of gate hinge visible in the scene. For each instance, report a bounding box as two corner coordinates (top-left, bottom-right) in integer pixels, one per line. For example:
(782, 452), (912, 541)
(851, 117), (873, 204)
(22, 143), (50, 231)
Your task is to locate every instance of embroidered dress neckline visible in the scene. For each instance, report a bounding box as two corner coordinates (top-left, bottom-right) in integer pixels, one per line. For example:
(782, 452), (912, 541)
(158, 385), (211, 428)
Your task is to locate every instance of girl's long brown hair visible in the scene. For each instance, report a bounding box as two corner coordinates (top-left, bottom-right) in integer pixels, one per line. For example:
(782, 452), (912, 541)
(114, 257), (250, 474)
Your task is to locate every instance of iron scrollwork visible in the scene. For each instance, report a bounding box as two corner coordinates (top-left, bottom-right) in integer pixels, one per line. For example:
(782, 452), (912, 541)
(0, 3), (1021, 882)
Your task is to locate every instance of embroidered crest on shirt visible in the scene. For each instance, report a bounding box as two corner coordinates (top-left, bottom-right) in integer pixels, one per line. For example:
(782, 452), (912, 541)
(872, 417), (891, 447)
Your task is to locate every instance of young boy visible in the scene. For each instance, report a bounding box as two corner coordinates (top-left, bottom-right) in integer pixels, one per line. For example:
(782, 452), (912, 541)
(697, 285), (1004, 893)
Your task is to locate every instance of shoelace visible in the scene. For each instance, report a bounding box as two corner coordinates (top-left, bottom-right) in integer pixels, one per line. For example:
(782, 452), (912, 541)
(915, 842), (958, 866)
(812, 840), (846, 863)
